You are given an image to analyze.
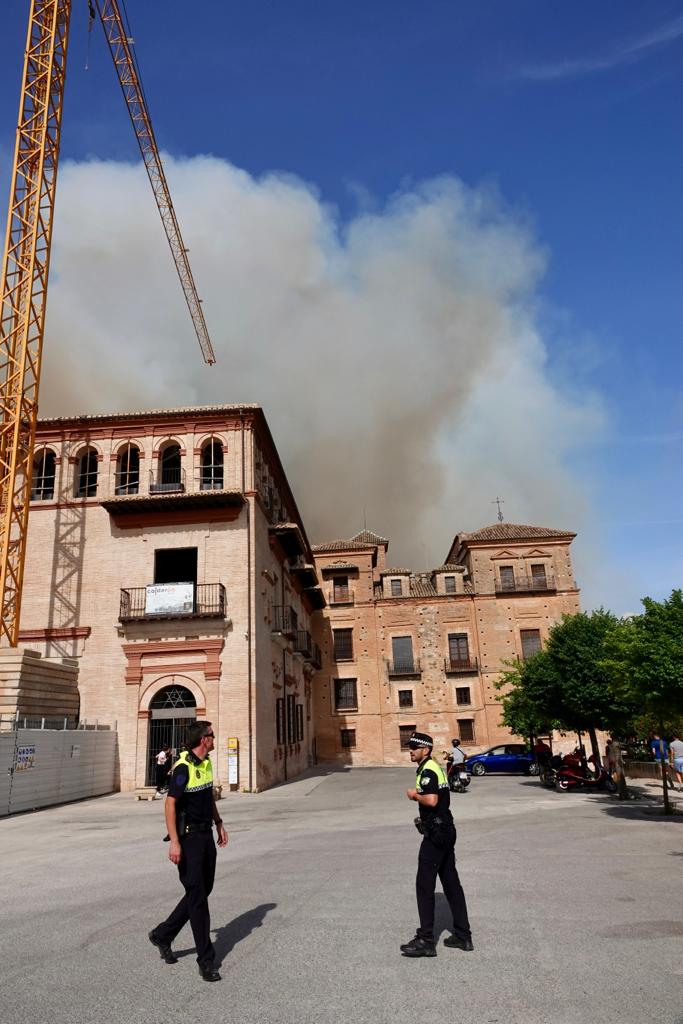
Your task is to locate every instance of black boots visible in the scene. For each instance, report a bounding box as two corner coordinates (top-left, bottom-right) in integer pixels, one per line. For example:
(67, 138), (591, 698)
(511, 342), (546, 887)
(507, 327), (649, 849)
(443, 934), (474, 950)
(198, 963), (221, 982)
(400, 935), (437, 957)
(148, 930), (178, 964)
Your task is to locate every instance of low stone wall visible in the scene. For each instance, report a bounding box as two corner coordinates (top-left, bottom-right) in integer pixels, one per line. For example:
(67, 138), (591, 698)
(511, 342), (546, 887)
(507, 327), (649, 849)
(0, 648), (80, 722)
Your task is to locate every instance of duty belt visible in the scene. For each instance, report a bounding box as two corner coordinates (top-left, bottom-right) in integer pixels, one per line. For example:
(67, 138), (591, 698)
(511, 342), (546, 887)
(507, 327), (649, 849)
(183, 821), (213, 834)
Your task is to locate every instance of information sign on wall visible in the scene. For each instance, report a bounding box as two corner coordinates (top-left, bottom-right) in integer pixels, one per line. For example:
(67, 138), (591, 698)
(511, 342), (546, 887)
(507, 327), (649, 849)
(15, 746), (36, 771)
(145, 583), (194, 615)
(227, 737), (239, 785)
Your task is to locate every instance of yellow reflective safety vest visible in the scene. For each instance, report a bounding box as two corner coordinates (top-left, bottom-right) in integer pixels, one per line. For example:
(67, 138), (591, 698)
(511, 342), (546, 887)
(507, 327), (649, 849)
(416, 757), (448, 793)
(172, 750), (214, 793)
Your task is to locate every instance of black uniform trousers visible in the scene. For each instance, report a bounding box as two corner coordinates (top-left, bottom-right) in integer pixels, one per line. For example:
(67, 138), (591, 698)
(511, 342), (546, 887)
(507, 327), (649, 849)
(155, 831), (217, 967)
(416, 826), (471, 943)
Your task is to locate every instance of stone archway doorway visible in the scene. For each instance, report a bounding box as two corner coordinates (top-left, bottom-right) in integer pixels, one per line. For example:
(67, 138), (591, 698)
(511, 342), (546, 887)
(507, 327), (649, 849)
(146, 684), (197, 785)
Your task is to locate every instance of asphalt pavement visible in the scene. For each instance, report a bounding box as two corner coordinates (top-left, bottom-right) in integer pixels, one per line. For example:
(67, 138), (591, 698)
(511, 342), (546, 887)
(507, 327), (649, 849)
(1, 767), (681, 1024)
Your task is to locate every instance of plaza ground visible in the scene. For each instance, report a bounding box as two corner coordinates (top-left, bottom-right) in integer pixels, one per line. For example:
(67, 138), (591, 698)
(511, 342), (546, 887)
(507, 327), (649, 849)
(1, 768), (681, 1024)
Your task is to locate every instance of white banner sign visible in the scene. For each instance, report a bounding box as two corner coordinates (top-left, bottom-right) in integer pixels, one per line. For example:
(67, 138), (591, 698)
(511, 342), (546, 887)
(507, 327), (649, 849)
(145, 583), (194, 615)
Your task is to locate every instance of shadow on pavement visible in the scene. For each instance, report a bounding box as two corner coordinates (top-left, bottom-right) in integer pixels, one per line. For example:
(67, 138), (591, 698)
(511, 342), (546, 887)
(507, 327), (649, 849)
(214, 902), (277, 962)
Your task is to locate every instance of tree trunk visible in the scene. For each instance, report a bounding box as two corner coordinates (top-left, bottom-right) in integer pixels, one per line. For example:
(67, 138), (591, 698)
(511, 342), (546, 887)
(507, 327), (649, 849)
(587, 725), (600, 766)
(659, 735), (673, 815)
(614, 743), (629, 800)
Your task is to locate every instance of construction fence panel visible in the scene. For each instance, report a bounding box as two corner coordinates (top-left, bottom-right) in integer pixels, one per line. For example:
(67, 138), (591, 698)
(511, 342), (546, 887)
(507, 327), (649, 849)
(0, 732), (16, 816)
(1, 725), (117, 816)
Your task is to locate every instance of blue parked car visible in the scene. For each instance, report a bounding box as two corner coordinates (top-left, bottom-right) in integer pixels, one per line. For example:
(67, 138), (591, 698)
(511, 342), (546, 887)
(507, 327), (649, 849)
(465, 743), (539, 776)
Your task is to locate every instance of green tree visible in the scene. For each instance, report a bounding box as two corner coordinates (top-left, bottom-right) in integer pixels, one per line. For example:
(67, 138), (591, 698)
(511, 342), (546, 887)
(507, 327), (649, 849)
(496, 652), (561, 741)
(603, 590), (683, 814)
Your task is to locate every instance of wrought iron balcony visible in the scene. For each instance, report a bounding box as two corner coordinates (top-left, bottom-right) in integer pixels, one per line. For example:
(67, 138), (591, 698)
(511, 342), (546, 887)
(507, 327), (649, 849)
(444, 656), (478, 674)
(387, 658), (422, 678)
(294, 629), (312, 657)
(272, 605), (297, 637)
(149, 467), (186, 494)
(119, 583), (225, 622)
(328, 588), (354, 606)
(495, 573), (556, 594)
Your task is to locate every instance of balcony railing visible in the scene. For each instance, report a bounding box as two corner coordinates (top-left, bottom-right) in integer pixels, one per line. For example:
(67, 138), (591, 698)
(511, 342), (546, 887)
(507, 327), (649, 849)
(387, 658), (422, 678)
(272, 605), (297, 637)
(149, 467), (186, 494)
(445, 656), (478, 674)
(119, 583), (225, 622)
(328, 589), (354, 606)
(294, 629), (312, 657)
(495, 573), (556, 594)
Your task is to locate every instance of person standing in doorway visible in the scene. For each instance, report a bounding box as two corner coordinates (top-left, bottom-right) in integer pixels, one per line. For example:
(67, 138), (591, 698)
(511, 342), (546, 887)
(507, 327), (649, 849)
(155, 745), (171, 796)
(149, 722), (228, 982)
(401, 731), (473, 958)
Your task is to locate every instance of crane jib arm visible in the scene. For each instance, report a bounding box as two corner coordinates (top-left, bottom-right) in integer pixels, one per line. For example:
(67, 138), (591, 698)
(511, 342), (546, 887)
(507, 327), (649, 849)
(96, 0), (216, 366)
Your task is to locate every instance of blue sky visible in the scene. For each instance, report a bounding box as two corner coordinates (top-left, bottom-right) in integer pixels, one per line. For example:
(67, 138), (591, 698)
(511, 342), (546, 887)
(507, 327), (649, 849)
(1, 1), (681, 612)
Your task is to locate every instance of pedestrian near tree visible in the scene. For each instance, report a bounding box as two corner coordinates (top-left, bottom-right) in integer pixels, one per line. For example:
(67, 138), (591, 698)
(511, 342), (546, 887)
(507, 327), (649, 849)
(669, 734), (683, 791)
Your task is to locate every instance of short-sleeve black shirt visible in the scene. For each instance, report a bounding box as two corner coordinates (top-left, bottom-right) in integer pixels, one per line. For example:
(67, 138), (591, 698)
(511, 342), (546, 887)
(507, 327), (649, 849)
(167, 751), (214, 826)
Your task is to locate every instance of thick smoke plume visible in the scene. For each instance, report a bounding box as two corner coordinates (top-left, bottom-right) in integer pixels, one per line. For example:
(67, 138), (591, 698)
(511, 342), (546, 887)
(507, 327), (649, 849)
(35, 157), (602, 566)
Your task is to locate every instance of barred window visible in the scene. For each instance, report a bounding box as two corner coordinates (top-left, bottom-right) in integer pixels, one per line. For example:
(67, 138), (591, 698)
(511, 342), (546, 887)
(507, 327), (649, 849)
(333, 628), (354, 661)
(76, 448), (98, 498)
(31, 450), (56, 501)
(286, 694), (296, 743)
(334, 678), (357, 711)
(341, 729), (356, 749)
(458, 719), (475, 744)
(398, 689), (413, 708)
(456, 687), (471, 706)
(399, 724), (417, 750)
(521, 629), (542, 660)
(391, 636), (413, 670)
(201, 439), (224, 491)
(296, 704), (304, 742)
(115, 444), (140, 495)
(276, 697), (285, 745)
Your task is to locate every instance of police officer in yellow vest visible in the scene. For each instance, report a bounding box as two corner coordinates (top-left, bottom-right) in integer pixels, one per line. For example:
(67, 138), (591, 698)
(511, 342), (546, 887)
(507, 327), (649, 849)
(401, 730), (473, 957)
(149, 721), (228, 982)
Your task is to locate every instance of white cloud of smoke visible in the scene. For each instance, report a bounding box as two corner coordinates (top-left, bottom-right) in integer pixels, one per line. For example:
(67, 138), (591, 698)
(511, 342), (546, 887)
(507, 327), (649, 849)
(37, 156), (604, 568)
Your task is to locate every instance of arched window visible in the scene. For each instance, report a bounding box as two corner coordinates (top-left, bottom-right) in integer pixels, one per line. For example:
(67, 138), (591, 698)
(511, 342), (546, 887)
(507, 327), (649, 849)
(75, 448), (98, 498)
(115, 444), (140, 495)
(150, 442), (185, 493)
(200, 439), (223, 491)
(31, 449), (56, 501)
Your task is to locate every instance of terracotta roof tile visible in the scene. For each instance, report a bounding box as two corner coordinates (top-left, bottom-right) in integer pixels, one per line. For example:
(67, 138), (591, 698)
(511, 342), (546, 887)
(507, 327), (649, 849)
(459, 523), (575, 542)
(311, 539), (372, 552)
(379, 567), (411, 576)
(350, 529), (389, 545)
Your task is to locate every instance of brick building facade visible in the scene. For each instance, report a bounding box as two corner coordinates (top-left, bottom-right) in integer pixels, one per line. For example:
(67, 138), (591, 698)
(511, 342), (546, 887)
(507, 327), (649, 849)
(18, 405), (324, 792)
(310, 525), (580, 765)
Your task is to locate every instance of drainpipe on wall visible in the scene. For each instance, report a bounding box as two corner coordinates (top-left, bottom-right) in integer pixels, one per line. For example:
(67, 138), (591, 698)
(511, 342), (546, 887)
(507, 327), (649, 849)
(240, 411), (254, 791)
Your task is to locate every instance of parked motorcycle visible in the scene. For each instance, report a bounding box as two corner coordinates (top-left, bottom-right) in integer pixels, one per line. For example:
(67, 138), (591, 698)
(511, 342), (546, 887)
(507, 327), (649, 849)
(555, 763), (617, 793)
(443, 752), (471, 793)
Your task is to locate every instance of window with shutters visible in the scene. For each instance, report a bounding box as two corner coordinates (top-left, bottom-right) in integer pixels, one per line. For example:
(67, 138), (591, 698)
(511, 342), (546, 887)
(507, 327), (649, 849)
(521, 628), (542, 660)
(115, 444), (140, 495)
(444, 575), (456, 594)
(398, 689), (414, 708)
(399, 725), (417, 750)
(448, 633), (470, 664)
(390, 578), (403, 597)
(201, 439), (224, 490)
(458, 719), (475, 744)
(456, 687), (471, 706)
(391, 635), (414, 671)
(531, 564), (548, 589)
(334, 678), (358, 711)
(333, 575), (350, 602)
(333, 628), (354, 661)
(499, 565), (515, 591)
(340, 729), (356, 749)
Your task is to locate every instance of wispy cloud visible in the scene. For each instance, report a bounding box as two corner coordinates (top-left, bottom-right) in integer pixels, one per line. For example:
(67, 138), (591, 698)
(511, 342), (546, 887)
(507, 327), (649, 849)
(518, 13), (683, 81)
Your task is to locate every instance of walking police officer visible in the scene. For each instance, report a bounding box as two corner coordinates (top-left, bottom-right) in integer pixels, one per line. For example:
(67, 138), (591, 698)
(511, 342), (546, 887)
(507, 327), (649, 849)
(401, 730), (473, 957)
(149, 721), (228, 981)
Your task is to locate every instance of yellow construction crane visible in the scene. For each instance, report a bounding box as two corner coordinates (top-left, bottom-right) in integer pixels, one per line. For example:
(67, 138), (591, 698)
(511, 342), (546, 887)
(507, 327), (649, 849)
(0, 0), (217, 647)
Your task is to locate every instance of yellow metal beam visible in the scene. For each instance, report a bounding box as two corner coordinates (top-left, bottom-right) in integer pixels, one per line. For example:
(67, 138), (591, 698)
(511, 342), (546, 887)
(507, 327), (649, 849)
(0, 0), (71, 646)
